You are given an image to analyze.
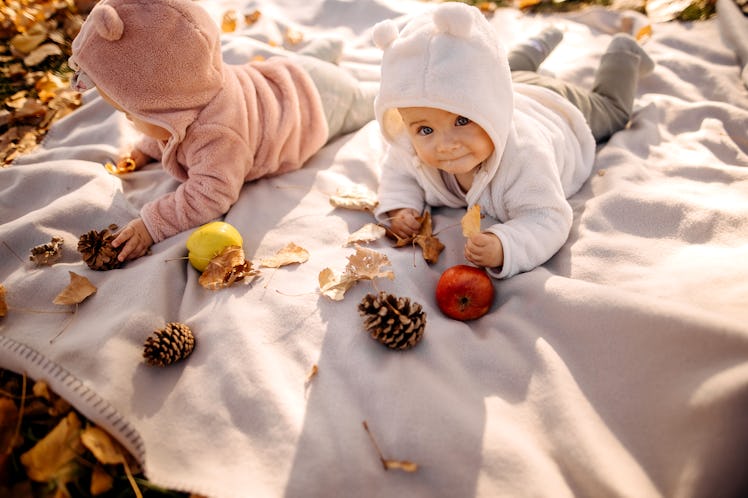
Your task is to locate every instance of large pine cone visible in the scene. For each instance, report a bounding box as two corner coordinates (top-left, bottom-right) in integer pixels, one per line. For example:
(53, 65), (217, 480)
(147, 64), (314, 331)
(77, 224), (123, 271)
(358, 292), (426, 350)
(143, 322), (196, 367)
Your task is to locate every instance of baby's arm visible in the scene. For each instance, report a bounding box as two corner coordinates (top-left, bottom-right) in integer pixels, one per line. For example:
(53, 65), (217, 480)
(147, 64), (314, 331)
(112, 218), (154, 262)
(465, 232), (504, 269)
(387, 208), (421, 239)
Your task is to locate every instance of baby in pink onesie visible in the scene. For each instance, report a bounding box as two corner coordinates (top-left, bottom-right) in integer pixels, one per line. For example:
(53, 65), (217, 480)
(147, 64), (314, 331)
(69, 0), (374, 262)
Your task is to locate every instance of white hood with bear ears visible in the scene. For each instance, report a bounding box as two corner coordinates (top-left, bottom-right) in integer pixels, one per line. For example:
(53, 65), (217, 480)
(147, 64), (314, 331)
(373, 2), (514, 167)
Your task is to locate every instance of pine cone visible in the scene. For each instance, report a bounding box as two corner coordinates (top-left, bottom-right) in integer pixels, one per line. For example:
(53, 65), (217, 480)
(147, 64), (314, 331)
(77, 224), (123, 271)
(143, 322), (196, 367)
(358, 292), (426, 350)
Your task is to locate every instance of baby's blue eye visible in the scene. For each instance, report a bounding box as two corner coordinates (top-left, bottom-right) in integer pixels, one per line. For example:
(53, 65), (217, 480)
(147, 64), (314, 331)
(456, 116), (470, 126)
(417, 126), (433, 136)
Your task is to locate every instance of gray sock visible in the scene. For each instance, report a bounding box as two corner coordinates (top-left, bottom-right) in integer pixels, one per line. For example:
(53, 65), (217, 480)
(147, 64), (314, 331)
(508, 26), (563, 72)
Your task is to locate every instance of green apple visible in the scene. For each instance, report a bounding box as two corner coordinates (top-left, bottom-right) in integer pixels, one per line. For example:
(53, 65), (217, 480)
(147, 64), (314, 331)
(186, 221), (243, 271)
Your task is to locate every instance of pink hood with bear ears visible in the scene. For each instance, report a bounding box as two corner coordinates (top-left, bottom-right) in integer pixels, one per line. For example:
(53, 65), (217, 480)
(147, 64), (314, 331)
(69, 0), (328, 243)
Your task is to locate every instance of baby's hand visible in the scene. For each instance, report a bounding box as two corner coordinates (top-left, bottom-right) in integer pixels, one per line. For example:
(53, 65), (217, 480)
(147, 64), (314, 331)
(465, 232), (504, 269)
(387, 208), (421, 239)
(112, 218), (154, 262)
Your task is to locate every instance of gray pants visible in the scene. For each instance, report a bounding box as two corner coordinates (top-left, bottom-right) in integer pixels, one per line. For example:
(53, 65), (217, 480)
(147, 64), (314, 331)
(510, 50), (641, 142)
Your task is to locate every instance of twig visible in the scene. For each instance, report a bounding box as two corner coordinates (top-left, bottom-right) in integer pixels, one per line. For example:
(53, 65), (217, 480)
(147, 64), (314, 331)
(2, 241), (25, 265)
(362, 420), (388, 470)
(49, 304), (77, 343)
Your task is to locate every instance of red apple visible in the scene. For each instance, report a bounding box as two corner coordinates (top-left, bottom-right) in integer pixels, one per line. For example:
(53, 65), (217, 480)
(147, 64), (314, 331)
(435, 265), (494, 321)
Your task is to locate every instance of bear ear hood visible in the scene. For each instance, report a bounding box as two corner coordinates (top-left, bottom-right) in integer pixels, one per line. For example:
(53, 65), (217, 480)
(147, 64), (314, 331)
(373, 2), (514, 159)
(70, 0), (224, 138)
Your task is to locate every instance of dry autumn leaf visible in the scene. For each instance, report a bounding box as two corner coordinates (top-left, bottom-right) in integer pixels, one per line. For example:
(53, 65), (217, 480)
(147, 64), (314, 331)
(53, 271), (97, 305)
(245, 10), (262, 25)
(259, 242), (309, 268)
(221, 10), (238, 32)
(461, 205), (481, 238)
(29, 235), (63, 266)
(389, 212), (444, 264)
(345, 223), (386, 246)
(319, 246), (394, 301)
(199, 245), (260, 290)
(362, 420), (419, 473)
(285, 27), (304, 45)
(329, 184), (379, 211)
(81, 425), (125, 465)
(20, 411), (84, 484)
(0, 284), (7, 317)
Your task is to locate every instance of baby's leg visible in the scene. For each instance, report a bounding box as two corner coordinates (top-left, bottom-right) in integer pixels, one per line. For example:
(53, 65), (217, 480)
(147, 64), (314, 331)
(585, 34), (654, 140)
(507, 26), (563, 72)
(292, 55), (376, 141)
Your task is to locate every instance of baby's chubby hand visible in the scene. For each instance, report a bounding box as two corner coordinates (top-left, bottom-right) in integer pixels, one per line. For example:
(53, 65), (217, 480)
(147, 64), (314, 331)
(112, 218), (154, 262)
(464, 232), (504, 269)
(387, 208), (421, 239)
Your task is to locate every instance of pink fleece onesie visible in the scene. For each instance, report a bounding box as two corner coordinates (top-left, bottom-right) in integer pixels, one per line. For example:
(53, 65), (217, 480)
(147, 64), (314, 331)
(69, 0), (328, 242)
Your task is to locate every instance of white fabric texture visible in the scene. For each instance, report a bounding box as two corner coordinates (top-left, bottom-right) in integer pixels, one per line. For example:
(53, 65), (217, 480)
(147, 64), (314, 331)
(372, 3), (596, 278)
(1, 2), (748, 497)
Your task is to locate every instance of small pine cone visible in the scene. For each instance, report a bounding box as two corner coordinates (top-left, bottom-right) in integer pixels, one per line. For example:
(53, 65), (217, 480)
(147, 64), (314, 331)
(77, 224), (123, 271)
(358, 292), (426, 350)
(143, 322), (196, 367)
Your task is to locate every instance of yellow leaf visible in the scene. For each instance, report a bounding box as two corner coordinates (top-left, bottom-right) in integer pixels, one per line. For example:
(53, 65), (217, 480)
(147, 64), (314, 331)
(10, 22), (47, 54)
(80, 426), (125, 465)
(285, 27), (304, 45)
(199, 246), (260, 290)
(329, 184), (379, 211)
(53, 271), (97, 305)
(24, 43), (62, 67)
(318, 267), (356, 301)
(461, 205), (481, 237)
(245, 10), (262, 25)
(20, 411), (83, 483)
(259, 242), (309, 268)
(518, 0), (542, 9)
(221, 10), (237, 33)
(345, 223), (386, 246)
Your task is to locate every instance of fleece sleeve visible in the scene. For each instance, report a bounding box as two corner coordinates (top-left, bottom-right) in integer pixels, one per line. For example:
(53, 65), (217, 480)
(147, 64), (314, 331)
(484, 146), (574, 280)
(139, 124), (251, 243)
(374, 146), (427, 223)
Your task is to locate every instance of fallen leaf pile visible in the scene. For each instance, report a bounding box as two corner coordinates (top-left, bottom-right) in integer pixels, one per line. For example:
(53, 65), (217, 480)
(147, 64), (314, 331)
(1, 0), (90, 166)
(0, 370), (186, 497)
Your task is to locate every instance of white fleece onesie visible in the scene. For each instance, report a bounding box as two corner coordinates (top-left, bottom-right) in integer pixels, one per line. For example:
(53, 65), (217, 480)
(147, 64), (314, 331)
(372, 3), (596, 279)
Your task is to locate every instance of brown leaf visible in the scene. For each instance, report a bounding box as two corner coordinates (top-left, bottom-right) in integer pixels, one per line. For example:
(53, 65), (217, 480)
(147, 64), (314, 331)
(245, 10), (262, 25)
(0, 397), (20, 456)
(329, 184), (379, 211)
(461, 205), (481, 238)
(53, 271), (97, 305)
(0, 284), (7, 317)
(90, 464), (114, 496)
(259, 242), (309, 268)
(29, 235), (63, 266)
(20, 411), (84, 483)
(24, 42), (62, 67)
(390, 212), (444, 264)
(199, 245), (260, 290)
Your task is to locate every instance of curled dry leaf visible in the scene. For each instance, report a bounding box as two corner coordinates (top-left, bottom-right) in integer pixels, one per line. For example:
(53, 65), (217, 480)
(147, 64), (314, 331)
(285, 27), (304, 45)
(461, 205), (481, 238)
(0, 284), (7, 317)
(53, 271), (97, 305)
(29, 235), (64, 266)
(319, 246), (394, 301)
(199, 245), (260, 290)
(259, 242), (309, 268)
(104, 156), (136, 175)
(345, 223), (386, 246)
(388, 212), (444, 264)
(329, 184), (379, 211)
(80, 425), (125, 465)
(245, 10), (262, 25)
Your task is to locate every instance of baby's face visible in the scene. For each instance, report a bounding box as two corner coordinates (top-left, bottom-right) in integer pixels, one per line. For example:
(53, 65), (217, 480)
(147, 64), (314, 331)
(398, 107), (493, 176)
(98, 88), (171, 141)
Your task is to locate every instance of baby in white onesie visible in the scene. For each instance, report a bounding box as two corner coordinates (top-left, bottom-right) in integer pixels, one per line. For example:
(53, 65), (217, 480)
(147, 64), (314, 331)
(372, 3), (653, 279)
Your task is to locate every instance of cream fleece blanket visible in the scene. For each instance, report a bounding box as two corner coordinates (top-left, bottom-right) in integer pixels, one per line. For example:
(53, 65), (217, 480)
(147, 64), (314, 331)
(2, 1), (748, 497)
